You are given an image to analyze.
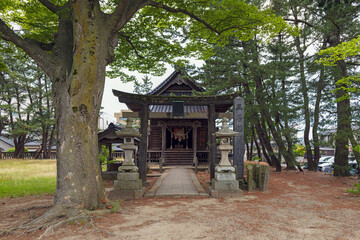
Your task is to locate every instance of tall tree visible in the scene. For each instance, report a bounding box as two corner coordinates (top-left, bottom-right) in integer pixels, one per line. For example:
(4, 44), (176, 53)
(133, 75), (153, 94)
(0, 46), (36, 158)
(317, 0), (359, 176)
(0, 0), (285, 225)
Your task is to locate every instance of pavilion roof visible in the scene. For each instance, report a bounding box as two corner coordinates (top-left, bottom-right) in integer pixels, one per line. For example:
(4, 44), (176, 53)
(112, 89), (237, 113)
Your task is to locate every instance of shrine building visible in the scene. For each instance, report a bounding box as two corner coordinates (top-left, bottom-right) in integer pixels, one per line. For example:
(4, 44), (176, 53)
(113, 71), (242, 182)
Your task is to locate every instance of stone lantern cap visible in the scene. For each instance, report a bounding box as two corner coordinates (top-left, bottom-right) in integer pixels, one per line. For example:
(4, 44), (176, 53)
(115, 118), (140, 138)
(214, 117), (239, 138)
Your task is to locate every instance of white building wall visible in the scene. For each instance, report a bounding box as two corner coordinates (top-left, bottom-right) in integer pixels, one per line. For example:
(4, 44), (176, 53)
(98, 112), (117, 130)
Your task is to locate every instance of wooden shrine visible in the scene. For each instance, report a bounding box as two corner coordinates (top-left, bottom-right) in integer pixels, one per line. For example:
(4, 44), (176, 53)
(113, 71), (242, 183)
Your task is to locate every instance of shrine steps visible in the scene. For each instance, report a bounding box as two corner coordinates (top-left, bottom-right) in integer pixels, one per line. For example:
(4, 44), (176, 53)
(164, 150), (194, 165)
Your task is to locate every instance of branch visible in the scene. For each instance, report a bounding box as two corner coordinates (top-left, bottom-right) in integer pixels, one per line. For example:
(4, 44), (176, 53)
(38, 0), (61, 14)
(118, 32), (144, 59)
(146, 1), (220, 34)
(107, 0), (147, 36)
(0, 18), (56, 75)
(283, 18), (315, 28)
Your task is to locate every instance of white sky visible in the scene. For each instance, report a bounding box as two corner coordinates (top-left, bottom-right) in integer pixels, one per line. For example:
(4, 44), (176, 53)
(100, 67), (175, 116)
(101, 60), (204, 116)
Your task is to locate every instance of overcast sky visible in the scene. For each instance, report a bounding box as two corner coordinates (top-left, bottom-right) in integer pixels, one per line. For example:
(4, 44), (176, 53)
(100, 67), (175, 116)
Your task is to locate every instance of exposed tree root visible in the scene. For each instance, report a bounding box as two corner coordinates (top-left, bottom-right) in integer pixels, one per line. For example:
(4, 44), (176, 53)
(0, 204), (116, 239)
(15, 204), (53, 213)
(87, 216), (115, 237)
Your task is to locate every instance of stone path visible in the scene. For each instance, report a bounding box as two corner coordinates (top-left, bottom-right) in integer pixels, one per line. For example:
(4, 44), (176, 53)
(145, 167), (208, 197)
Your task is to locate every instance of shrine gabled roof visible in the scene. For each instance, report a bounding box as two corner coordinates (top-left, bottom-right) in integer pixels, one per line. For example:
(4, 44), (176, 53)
(112, 89), (238, 113)
(147, 71), (204, 95)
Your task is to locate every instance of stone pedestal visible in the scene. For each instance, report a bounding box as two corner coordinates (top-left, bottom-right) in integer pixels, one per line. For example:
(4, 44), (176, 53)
(210, 166), (243, 198)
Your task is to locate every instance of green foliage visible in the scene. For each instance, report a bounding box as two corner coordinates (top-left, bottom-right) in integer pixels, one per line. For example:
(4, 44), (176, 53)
(294, 145), (306, 157)
(346, 183), (360, 195)
(317, 36), (360, 101)
(354, 145), (360, 153)
(107, 0), (288, 81)
(317, 36), (360, 66)
(0, 41), (55, 154)
(6, 147), (28, 152)
(2, 0), (61, 44)
(133, 75), (153, 94)
(99, 145), (110, 166)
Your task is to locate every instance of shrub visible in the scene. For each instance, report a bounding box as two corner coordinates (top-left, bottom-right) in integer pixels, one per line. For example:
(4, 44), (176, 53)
(347, 183), (360, 195)
(6, 147), (28, 152)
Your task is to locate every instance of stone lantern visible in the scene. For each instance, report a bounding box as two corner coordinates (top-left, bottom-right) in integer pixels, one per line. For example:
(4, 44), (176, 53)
(109, 118), (144, 200)
(210, 117), (243, 197)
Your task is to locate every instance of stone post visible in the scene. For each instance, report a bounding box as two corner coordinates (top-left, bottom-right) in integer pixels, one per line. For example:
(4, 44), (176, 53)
(233, 97), (245, 179)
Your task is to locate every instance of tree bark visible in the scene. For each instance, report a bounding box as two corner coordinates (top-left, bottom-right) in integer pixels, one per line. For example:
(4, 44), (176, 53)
(49, 2), (112, 211)
(313, 50), (326, 169)
(327, 32), (351, 176)
(253, 128), (262, 160)
(254, 75), (297, 170)
(295, 34), (313, 170)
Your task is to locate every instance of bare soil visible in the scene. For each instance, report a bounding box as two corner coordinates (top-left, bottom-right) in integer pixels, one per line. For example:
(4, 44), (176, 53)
(1, 170), (359, 240)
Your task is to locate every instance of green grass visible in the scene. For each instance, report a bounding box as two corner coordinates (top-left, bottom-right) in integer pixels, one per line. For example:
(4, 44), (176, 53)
(0, 159), (56, 198)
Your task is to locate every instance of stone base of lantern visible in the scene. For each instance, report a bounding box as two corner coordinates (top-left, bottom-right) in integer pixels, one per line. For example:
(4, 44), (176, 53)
(109, 188), (145, 200)
(109, 165), (145, 200)
(210, 165), (243, 198)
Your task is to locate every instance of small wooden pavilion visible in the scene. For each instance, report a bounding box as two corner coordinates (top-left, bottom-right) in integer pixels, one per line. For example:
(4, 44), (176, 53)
(113, 71), (244, 183)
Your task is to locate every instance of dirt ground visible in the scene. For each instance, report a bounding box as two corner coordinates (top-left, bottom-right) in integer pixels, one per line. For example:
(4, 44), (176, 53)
(1, 170), (359, 240)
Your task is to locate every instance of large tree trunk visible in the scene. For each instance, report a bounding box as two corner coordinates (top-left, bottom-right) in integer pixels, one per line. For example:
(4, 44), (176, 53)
(255, 119), (281, 170)
(14, 135), (26, 158)
(49, 3), (110, 212)
(295, 35), (314, 170)
(327, 31), (351, 176)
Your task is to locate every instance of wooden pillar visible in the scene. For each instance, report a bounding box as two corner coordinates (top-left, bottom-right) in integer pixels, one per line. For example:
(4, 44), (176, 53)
(161, 122), (166, 172)
(139, 104), (149, 184)
(193, 124), (198, 168)
(208, 104), (216, 179)
(234, 97), (245, 179)
(108, 143), (112, 160)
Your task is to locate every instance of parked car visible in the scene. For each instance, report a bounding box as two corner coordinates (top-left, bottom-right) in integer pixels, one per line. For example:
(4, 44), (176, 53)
(318, 156), (335, 164)
(318, 156), (335, 172)
(320, 160), (359, 174)
(319, 162), (333, 172)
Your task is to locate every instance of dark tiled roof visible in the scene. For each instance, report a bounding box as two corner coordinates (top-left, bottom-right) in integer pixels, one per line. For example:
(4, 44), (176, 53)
(147, 71), (178, 95)
(25, 141), (41, 146)
(147, 71), (204, 95)
(0, 136), (14, 147)
(149, 105), (208, 113)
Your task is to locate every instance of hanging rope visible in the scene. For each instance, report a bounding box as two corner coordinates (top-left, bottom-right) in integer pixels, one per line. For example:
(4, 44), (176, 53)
(166, 126), (192, 141)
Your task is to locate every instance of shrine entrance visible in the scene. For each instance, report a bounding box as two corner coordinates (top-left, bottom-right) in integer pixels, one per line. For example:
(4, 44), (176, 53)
(164, 125), (194, 165)
(166, 126), (193, 150)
